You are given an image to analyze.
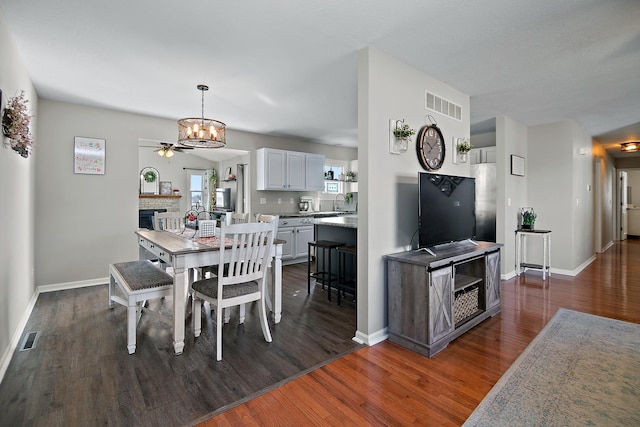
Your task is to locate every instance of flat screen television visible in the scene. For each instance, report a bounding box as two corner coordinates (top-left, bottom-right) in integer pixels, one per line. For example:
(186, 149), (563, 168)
(215, 188), (232, 211)
(418, 172), (476, 248)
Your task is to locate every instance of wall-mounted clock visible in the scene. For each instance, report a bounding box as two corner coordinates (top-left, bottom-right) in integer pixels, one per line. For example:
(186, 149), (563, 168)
(416, 124), (445, 171)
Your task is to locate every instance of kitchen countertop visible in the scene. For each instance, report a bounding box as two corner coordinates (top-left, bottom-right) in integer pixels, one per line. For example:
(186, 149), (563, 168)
(313, 215), (358, 229)
(273, 211), (357, 219)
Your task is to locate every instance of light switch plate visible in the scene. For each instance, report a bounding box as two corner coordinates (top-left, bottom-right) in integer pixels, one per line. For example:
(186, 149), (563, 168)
(260, 197), (266, 205)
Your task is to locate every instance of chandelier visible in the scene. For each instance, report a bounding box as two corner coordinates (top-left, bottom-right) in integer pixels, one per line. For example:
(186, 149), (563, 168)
(178, 84), (226, 148)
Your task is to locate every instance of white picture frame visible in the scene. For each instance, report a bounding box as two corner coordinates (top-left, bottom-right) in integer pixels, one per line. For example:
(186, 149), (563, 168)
(74, 136), (105, 175)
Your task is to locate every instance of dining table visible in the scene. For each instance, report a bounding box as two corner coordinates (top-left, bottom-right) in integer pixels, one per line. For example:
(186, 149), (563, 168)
(135, 229), (284, 355)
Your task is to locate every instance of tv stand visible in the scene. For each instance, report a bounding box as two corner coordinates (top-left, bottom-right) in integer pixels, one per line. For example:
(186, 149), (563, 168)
(386, 242), (501, 357)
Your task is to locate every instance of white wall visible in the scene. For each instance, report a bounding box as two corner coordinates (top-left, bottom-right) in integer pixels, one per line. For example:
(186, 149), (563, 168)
(471, 131), (496, 149)
(593, 142), (615, 252)
(527, 121), (594, 273)
(356, 46), (470, 343)
(496, 115), (528, 276)
(0, 9), (38, 377)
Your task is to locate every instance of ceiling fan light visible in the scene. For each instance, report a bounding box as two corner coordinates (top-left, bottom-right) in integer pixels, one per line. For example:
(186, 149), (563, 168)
(165, 149), (174, 158)
(178, 84), (226, 148)
(158, 148), (166, 157)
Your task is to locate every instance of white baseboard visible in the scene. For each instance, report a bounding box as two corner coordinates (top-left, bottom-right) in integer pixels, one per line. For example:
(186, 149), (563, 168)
(37, 277), (108, 293)
(353, 327), (388, 346)
(0, 277), (108, 384)
(552, 255), (596, 277)
(600, 240), (614, 253)
(502, 270), (517, 281)
(0, 289), (40, 385)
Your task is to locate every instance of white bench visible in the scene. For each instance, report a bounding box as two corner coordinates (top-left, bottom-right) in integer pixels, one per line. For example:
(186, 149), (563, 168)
(109, 260), (173, 354)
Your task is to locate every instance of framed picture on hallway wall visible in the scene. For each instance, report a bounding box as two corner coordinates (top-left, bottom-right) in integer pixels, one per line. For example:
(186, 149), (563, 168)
(511, 155), (525, 176)
(74, 136), (106, 175)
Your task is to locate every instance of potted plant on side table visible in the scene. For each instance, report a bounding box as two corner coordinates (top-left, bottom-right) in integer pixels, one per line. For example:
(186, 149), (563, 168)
(521, 208), (537, 230)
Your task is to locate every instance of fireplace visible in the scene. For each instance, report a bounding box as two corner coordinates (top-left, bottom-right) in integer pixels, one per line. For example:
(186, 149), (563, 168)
(139, 209), (166, 230)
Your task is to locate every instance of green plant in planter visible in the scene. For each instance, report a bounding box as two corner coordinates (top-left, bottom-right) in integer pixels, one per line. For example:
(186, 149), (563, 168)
(522, 210), (537, 229)
(393, 123), (416, 140)
(345, 192), (353, 203)
(143, 170), (157, 183)
(456, 138), (473, 154)
(346, 171), (356, 181)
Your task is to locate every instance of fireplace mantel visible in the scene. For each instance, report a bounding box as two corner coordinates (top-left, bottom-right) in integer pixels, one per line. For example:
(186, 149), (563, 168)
(139, 194), (181, 199)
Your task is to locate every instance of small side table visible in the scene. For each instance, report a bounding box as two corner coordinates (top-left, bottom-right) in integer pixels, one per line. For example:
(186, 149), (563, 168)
(515, 229), (551, 279)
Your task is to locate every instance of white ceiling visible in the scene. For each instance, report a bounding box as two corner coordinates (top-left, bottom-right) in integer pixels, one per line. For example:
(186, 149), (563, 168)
(1, 0), (639, 158)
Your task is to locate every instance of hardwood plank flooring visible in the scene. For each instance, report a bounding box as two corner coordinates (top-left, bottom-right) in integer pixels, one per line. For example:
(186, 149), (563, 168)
(0, 262), (358, 426)
(202, 240), (640, 426)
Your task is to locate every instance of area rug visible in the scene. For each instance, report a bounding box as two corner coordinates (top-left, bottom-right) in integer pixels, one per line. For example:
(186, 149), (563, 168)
(464, 308), (640, 426)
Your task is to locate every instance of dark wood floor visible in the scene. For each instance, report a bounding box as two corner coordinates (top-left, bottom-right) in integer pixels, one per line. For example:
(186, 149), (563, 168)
(0, 262), (358, 426)
(202, 240), (640, 426)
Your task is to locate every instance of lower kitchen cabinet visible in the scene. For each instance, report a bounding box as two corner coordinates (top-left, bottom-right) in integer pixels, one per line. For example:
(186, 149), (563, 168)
(385, 242), (502, 357)
(277, 217), (314, 262)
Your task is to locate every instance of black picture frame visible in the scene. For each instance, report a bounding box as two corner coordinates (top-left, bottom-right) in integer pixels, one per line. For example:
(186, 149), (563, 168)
(511, 155), (525, 176)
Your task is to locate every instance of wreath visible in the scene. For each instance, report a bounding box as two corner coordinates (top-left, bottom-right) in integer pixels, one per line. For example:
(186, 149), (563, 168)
(143, 170), (157, 183)
(2, 91), (34, 158)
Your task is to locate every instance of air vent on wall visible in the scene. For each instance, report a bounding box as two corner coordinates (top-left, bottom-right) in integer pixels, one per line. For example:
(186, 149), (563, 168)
(425, 91), (462, 121)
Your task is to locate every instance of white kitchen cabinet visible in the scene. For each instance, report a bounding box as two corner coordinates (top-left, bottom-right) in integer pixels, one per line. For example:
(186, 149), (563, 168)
(305, 154), (325, 191)
(470, 147), (496, 164)
(257, 148), (325, 191)
(277, 217), (314, 262)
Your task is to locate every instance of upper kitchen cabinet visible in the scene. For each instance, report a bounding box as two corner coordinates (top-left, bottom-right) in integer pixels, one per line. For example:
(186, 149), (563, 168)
(305, 154), (325, 191)
(256, 148), (325, 191)
(469, 147), (496, 164)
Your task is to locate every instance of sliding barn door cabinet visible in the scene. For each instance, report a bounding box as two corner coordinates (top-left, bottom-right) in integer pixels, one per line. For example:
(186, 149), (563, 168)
(385, 242), (501, 357)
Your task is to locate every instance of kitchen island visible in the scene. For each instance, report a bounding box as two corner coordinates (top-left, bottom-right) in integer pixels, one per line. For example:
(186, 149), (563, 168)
(312, 215), (357, 300)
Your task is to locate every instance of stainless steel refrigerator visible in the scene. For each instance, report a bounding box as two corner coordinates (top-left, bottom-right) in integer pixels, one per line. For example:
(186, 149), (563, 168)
(471, 163), (497, 242)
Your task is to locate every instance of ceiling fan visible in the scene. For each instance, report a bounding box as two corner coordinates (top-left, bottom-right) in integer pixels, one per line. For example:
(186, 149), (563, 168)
(141, 142), (194, 158)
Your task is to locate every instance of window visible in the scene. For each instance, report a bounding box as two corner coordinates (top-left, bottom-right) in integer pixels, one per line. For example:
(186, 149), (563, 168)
(189, 173), (203, 208)
(323, 163), (345, 194)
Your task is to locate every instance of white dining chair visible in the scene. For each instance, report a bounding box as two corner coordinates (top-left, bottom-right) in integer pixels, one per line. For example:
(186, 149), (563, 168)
(230, 212), (250, 224)
(153, 211), (185, 232)
(191, 220), (277, 361)
(255, 214), (279, 312)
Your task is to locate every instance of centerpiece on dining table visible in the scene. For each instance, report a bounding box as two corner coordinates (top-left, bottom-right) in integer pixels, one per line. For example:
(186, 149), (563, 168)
(184, 202), (211, 235)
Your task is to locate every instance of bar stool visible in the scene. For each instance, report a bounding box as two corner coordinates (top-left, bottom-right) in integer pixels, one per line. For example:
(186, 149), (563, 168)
(337, 246), (357, 305)
(308, 240), (345, 301)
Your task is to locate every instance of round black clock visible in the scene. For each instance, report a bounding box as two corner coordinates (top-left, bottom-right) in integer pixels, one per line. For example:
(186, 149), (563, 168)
(416, 124), (445, 171)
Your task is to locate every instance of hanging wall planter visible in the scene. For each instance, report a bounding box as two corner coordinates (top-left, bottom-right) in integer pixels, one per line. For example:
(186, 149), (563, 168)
(454, 137), (472, 164)
(389, 119), (415, 154)
(2, 91), (34, 158)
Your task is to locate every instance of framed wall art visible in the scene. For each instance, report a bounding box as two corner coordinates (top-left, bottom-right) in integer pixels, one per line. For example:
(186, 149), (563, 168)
(74, 136), (105, 174)
(160, 181), (172, 195)
(511, 154), (525, 177)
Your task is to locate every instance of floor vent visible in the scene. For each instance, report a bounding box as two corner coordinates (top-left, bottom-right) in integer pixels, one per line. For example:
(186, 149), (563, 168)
(425, 91), (462, 121)
(19, 331), (39, 351)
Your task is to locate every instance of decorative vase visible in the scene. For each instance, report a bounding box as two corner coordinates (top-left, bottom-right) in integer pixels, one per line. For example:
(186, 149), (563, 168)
(457, 152), (468, 163)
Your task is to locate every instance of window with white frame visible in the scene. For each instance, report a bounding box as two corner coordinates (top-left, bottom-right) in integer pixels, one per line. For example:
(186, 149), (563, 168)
(323, 161), (346, 194)
(188, 172), (204, 209)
